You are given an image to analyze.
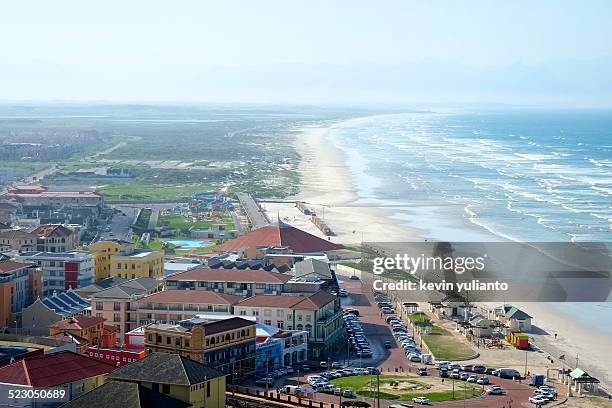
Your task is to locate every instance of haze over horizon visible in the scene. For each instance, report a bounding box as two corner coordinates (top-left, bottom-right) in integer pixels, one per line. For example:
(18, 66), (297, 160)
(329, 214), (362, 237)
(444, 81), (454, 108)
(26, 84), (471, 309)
(2, 0), (612, 107)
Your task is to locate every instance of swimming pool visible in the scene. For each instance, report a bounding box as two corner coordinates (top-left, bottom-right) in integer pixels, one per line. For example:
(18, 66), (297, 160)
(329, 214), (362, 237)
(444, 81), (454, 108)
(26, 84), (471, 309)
(164, 239), (211, 248)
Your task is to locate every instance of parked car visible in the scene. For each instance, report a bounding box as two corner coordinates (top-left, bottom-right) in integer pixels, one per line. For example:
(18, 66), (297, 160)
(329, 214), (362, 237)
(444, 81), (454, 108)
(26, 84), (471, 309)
(477, 376), (490, 385)
(320, 361), (328, 369)
(459, 372), (470, 381)
(460, 364), (474, 372)
(342, 389), (356, 398)
(350, 275), (360, 280)
(467, 375), (478, 383)
(413, 396), (431, 405)
(472, 365), (486, 374)
(301, 364), (311, 372)
(529, 395), (549, 405)
(331, 362), (342, 369)
(417, 367), (428, 376)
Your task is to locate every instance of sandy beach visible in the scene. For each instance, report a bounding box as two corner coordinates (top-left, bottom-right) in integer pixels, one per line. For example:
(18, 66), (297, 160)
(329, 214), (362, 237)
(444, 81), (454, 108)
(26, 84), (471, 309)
(266, 122), (612, 393)
(261, 125), (426, 244)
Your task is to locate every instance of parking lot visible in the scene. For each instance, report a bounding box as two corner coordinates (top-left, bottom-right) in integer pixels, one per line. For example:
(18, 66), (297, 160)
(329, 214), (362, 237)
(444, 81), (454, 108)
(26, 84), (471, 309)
(246, 272), (546, 407)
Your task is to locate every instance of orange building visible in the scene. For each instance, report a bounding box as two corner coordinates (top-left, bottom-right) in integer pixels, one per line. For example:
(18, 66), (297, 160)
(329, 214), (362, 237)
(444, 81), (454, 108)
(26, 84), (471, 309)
(0, 261), (43, 329)
(48, 316), (117, 348)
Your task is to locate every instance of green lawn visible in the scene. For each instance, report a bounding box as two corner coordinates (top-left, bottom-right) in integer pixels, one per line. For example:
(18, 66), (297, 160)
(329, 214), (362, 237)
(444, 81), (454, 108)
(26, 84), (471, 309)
(330, 375), (482, 402)
(96, 182), (214, 202)
(420, 325), (476, 360)
(157, 213), (234, 231)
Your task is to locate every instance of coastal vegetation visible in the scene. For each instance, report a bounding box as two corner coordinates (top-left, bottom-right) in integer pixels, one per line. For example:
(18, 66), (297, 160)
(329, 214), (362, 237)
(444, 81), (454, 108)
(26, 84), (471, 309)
(409, 313), (475, 360)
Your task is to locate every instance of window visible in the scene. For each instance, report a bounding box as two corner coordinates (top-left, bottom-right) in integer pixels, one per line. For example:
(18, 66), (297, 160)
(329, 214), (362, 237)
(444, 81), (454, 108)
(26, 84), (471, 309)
(277, 321), (284, 329)
(207, 382), (211, 398)
(239, 310), (246, 316)
(264, 319), (272, 326)
(162, 384), (170, 394)
(95, 302), (103, 310)
(264, 309), (272, 316)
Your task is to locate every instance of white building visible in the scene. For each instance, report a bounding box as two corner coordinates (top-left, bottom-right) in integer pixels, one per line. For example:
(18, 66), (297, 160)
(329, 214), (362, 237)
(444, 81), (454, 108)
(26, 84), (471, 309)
(16, 251), (93, 296)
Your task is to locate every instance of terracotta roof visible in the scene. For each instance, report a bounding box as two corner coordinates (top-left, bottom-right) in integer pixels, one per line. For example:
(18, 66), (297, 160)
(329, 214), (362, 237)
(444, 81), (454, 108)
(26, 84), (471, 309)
(201, 316), (255, 335)
(31, 224), (74, 238)
(237, 290), (336, 310)
(0, 351), (114, 387)
(0, 261), (29, 273)
(167, 267), (291, 283)
(139, 290), (242, 305)
(216, 224), (341, 253)
(49, 316), (105, 331)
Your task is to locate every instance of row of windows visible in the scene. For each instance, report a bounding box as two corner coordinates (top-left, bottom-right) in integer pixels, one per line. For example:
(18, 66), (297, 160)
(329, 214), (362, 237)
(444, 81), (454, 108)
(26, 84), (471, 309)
(89, 352), (137, 363)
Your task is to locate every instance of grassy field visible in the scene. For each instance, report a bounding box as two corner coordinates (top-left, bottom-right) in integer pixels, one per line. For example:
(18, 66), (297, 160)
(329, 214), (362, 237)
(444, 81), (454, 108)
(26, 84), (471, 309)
(0, 161), (51, 177)
(421, 326), (475, 360)
(97, 182), (215, 202)
(157, 213), (234, 231)
(330, 375), (482, 401)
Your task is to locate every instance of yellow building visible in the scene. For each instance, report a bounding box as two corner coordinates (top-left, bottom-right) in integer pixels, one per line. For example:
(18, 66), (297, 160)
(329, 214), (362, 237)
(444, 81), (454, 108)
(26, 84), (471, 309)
(89, 240), (134, 281)
(111, 250), (164, 280)
(144, 316), (256, 378)
(107, 352), (227, 408)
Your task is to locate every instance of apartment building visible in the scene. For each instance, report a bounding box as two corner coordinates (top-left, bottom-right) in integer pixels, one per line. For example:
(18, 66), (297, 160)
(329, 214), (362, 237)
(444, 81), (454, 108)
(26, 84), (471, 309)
(31, 224), (76, 252)
(16, 251), (93, 296)
(0, 261), (43, 328)
(235, 290), (343, 359)
(134, 290), (241, 326)
(6, 184), (104, 209)
(165, 268), (291, 296)
(110, 250), (164, 280)
(90, 277), (162, 346)
(89, 239), (135, 280)
(144, 316), (256, 378)
(21, 289), (90, 336)
(0, 229), (36, 251)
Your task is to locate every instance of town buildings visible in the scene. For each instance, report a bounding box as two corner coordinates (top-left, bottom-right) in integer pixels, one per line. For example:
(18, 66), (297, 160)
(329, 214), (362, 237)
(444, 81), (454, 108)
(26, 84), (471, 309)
(48, 315), (116, 348)
(0, 261), (42, 329)
(134, 290), (241, 326)
(15, 251), (93, 296)
(165, 267), (291, 296)
(108, 249), (164, 280)
(106, 353), (227, 408)
(0, 351), (114, 408)
(215, 221), (341, 256)
(89, 277), (162, 345)
(144, 316), (256, 378)
(88, 239), (135, 281)
(234, 290), (343, 359)
(85, 346), (145, 367)
(21, 289), (90, 336)
(254, 323), (308, 373)
(31, 224), (76, 252)
(5, 184), (104, 210)
(0, 229), (37, 251)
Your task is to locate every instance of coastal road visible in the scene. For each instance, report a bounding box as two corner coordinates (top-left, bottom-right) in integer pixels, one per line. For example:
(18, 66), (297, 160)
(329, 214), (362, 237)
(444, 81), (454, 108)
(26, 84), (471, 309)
(236, 192), (271, 229)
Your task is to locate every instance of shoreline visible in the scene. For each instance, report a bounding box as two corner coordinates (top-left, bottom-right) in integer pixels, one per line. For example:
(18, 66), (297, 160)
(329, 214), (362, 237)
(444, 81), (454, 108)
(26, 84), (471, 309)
(287, 121), (612, 392)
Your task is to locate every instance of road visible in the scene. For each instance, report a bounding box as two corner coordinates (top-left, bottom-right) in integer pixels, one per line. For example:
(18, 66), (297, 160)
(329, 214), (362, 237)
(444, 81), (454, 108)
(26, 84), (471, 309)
(236, 193), (271, 229)
(97, 205), (139, 242)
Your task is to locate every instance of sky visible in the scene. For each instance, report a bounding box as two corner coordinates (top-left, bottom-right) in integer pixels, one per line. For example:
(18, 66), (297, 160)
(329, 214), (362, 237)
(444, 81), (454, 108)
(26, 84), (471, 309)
(1, 0), (612, 106)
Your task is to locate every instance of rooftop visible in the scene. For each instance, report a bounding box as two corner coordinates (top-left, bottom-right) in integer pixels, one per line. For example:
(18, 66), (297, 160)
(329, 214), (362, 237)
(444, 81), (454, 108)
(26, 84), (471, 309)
(108, 353), (225, 385)
(38, 289), (90, 317)
(0, 261), (30, 273)
(237, 290), (336, 310)
(49, 315), (105, 331)
(0, 351), (114, 387)
(138, 290), (242, 305)
(31, 224), (74, 238)
(216, 223), (341, 254)
(167, 267), (291, 284)
(60, 380), (191, 408)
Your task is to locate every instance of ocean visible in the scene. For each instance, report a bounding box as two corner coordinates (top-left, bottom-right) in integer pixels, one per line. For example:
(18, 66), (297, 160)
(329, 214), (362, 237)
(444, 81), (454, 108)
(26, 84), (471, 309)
(330, 109), (612, 243)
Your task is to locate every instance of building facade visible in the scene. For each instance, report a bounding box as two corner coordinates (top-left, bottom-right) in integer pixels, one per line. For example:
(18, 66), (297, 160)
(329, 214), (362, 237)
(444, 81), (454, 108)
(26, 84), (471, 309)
(235, 291), (343, 359)
(134, 290), (241, 327)
(0, 229), (37, 251)
(15, 251), (93, 296)
(89, 240), (135, 281)
(144, 317), (256, 378)
(110, 250), (164, 280)
(90, 277), (162, 346)
(165, 268), (290, 296)
(31, 224), (76, 253)
(0, 261), (43, 329)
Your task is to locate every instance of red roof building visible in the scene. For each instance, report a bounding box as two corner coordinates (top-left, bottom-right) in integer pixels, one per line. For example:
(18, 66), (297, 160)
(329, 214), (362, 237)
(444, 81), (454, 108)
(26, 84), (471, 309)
(216, 222), (341, 255)
(0, 350), (114, 388)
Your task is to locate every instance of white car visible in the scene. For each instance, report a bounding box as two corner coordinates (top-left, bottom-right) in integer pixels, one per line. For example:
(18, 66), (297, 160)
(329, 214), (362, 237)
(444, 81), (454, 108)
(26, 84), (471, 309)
(529, 395), (549, 405)
(413, 396), (430, 404)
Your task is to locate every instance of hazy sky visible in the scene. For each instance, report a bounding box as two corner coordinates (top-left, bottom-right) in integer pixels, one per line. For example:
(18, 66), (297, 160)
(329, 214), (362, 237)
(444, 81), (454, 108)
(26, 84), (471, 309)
(2, 0), (612, 106)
